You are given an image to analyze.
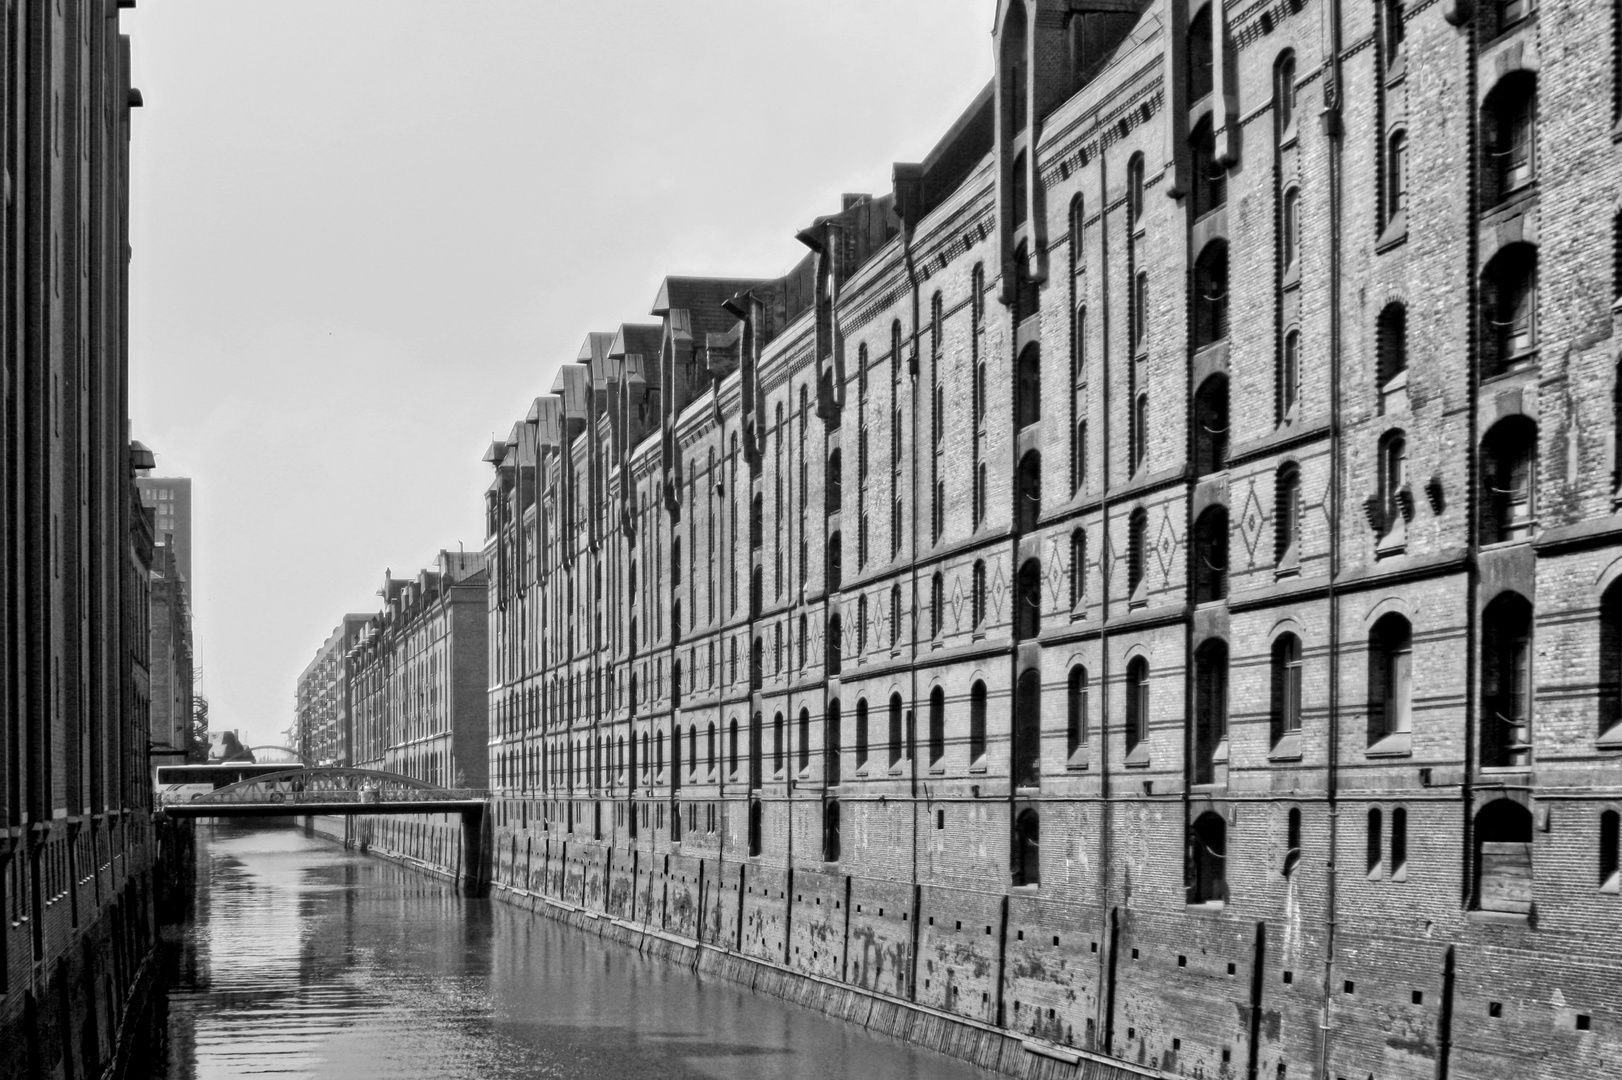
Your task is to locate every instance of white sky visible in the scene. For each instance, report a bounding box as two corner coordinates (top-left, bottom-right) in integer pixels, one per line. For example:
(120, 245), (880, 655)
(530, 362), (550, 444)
(123, 1), (996, 750)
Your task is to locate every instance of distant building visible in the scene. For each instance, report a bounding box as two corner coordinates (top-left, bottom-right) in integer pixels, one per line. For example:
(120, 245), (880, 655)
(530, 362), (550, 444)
(149, 540), (194, 759)
(345, 550), (489, 787)
(296, 614), (372, 767)
(135, 474), (193, 588)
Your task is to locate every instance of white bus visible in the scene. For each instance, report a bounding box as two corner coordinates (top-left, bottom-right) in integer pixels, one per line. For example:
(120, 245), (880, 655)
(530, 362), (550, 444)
(154, 762), (296, 807)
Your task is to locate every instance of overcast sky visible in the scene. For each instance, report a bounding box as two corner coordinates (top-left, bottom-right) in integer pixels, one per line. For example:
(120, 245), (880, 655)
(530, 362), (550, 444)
(123, 1), (995, 750)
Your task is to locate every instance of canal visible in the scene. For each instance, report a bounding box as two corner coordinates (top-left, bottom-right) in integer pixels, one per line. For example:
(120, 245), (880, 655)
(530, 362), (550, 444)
(143, 823), (999, 1079)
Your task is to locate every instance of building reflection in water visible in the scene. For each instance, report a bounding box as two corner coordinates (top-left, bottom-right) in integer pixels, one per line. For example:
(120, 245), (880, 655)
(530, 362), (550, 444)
(143, 823), (989, 1080)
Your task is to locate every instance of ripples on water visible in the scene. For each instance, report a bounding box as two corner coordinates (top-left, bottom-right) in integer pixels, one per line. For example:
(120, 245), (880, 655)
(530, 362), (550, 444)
(151, 823), (994, 1080)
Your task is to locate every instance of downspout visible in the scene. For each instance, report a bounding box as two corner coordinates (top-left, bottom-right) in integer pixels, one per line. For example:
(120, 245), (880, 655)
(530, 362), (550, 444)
(901, 176), (924, 1002)
(1317, 0), (1345, 1072)
(1457, 0), (1482, 923)
(1093, 147), (1116, 1050)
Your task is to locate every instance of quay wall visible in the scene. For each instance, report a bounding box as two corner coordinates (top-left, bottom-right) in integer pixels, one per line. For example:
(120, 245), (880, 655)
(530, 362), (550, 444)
(338, 799), (1622, 1080)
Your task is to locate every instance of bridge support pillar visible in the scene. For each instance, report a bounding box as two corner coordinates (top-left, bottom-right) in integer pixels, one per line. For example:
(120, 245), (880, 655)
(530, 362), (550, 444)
(460, 805), (492, 897)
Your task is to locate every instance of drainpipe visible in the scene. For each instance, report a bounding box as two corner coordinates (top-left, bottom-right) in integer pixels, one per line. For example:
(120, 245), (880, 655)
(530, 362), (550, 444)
(1093, 148), (1116, 1049)
(1317, 0), (1345, 1072)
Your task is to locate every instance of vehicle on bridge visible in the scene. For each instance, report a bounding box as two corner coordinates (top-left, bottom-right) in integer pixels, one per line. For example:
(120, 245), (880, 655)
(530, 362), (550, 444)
(155, 762), (305, 807)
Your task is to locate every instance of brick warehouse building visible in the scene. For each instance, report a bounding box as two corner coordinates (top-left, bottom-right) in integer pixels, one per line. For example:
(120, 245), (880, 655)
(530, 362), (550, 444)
(345, 552), (489, 788)
(469, 1), (1622, 1077)
(0, 3), (165, 1078)
(295, 614), (371, 767)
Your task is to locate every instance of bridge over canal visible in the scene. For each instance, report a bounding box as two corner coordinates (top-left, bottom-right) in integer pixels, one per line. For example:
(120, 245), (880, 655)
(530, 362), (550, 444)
(159, 767), (493, 894)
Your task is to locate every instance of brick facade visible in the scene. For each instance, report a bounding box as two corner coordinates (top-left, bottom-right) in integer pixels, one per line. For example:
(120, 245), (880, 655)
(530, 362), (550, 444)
(474, 1), (1621, 1077)
(344, 552), (490, 788)
(0, 3), (162, 1076)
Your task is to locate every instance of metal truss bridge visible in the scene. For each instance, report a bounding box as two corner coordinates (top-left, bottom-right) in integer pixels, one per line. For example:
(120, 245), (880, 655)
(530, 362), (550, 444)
(159, 767), (492, 893)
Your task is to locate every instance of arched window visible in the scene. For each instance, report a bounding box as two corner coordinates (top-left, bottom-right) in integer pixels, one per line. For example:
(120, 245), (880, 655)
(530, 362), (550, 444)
(1127, 153), (1146, 226)
(1474, 799), (1533, 914)
(855, 698), (870, 769)
(1187, 6), (1214, 103)
(1386, 130), (1408, 225)
(969, 681), (988, 763)
(1132, 391), (1149, 473)
(1128, 508), (1149, 600)
(1188, 811), (1227, 904)
(1599, 581), (1622, 742)
(1284, 807), (1302, 876)
(889, 582), (902, 648)
(1126, 657), (1150, 754)
(972, 560), (987, 627)
(772, 712), (785, 777)
(1070, 529), (1087, 608)
(750, 635), (763, 690)
(1275, 51), (1297, 138)
(1279, 327), (1301, 423)
(1391, 807), (1408, 879)
(1270, 633), (1303, 745)
(826, 611), (842, 675)
(1016, 558), (1042, 641)
(928, 686), (946, 765)
(1193, 374), (1229, 476)
(887, 693), (905, 767)
(824, 699), (842, 785)
(826, 449), (842, 514)
(931, 571), (945, 638)
(1276, 462), (1301, 567)
(748, 712), (763, 790)
(1012, 151), (1029, 230)
(1191, 117), (1224, 219)
(1067, 666), (1088, 764)
(1368, 613), (1413, 744)
(1367, 807), (1384, 877)
(748, 798), (764, 857)
(1482, 242), (1539, 374)
(1070, 195), (1086, 270)
(1132, 269), (1149, 353)
(1193, 241), (1229, 348)
(1482, 591), (1534, 767)
(1383, 0), (1406, 68)
(671, 538), (682, 585)
(1601, 810), (1620, 892)
(1017, 343), (1041, 427)
(1192, 507), (1228, 605)
(707, 723), (717, 777)
(656, 728), (665, 777)
(1193, 639), (1229, 785)
(1073, 417), (1088, 496)
(1378, 429), (1409, 540)
(1015, 668), (1041, 787)
(628, 670), (638, 716)
(856, 594), (868, 654)
(1481, 417), (1537, 544)
(823, 800), (842, 862)
(671, 658), (682, 707)
(1017, 451), (1041, 532)
(1013, 808), (1041, 887)
(1483, 73), (1536, 204)
(1282, 186), (1301, 272)
(1014, 242), (1039, 320)
(1377, 301), (1407, 409)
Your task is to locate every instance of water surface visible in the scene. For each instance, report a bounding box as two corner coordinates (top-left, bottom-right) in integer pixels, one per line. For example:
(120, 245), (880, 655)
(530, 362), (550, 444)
(152, 823), (996, 1080)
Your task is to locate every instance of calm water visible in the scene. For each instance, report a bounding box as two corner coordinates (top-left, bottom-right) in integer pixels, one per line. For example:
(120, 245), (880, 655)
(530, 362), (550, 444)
(147, 823), (995, 1080)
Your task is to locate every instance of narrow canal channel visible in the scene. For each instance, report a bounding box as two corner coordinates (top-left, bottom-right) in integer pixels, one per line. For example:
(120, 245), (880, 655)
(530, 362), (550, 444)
(145, 823), (998, 1079)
